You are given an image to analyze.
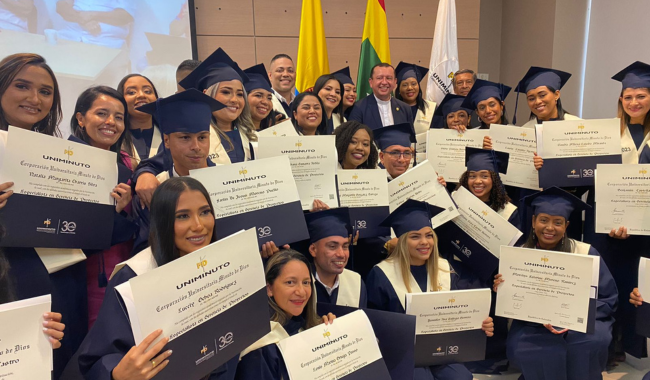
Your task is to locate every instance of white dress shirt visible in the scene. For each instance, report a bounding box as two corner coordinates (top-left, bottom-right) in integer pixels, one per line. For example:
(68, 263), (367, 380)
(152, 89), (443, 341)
(374, 95), (394, 127)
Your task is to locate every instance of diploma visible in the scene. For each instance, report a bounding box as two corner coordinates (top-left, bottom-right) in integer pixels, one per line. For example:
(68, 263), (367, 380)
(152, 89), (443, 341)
(34, 248), (86, 274)
(489, 124), (540, 190)
(0, 295), (52, 380)
(415, 132), (427, 156)
(257, 135), (339, 210)
(388, 160), (459, 229)
(277, 310), (391, 380)
(190, 156), (309, 247)
(535, 118), (622, 187)
(0, 127), (117, 249)
(595, 164), (650, 235)
(116, 229), (270, 380)
(636, 258), (650, 338)
(337, 169), (390, 238)
(426, 129), (487, 182)
(436, 187), (523, 280)
(495, 246), (596, 333)
(255, 119), (299, 138)
(405, 289), (491, 366)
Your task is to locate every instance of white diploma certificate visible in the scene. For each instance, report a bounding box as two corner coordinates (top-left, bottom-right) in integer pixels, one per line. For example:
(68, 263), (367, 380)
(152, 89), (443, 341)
(496, 246), (596, 333)
(595, 164), (650, 235)
(257, 135), (339, 210)
(426, 129), (487, 182)
(0, 126), (117, 204)
(277, 310), (389, 380)
(489, 124), (540, 190)
(406, 289), (491, 334)
(34, 248), (86, 274)
(190, 156), (301, 218)
(640, 258), (650, 300)
(0, 295), (52, 379)
(536, 118), (621, 159)
(337, 169), (389, 208)
(415, 132), (428, 156)
(116, 229), (266, 344)
(388, 160), (459, 229)
(451, 187), (523, 257)
(255, 119), (299, 138)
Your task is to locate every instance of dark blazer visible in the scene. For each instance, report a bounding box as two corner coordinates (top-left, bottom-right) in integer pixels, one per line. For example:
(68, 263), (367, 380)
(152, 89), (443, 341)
(349, 94), (413, 130)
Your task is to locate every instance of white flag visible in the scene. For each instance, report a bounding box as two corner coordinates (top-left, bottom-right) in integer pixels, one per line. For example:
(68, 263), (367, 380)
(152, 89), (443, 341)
(426, 0), (459, 104)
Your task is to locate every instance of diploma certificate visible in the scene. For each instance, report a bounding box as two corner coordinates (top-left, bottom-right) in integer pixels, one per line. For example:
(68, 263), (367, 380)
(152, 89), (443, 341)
(489, 124), (540, 190)
(277, 310), (391, 380)
(536, 119), (622, 187)
(426, 129), (487, 182)
(116, 229), (269, 380)
(0, 295), (52, 380)
(257, 135), (339, 210)
(190, 156), (309, 246)
(0, 127), (117, 249)
(255, 119), (299, 138)
(405, 289), (491, 366)
(415, 132), (427, 156)
(338, 169), (390, 238)
(388, 160), (459, 229)
(595, 164), (650, 235)
(496, 246), (596, 333)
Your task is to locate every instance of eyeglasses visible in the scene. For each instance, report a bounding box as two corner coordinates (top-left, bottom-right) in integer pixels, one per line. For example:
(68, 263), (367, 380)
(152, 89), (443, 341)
(384, 151), (413, 159)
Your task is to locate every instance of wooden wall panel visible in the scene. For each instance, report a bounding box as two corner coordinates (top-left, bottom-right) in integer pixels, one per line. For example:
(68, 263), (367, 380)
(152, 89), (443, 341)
(328, 38), (362, 82)
(458, 39), (479, 72)
(253, 0), (301, 37)
(322, 1), (367, 38)
(196, 36), (256, 68)
(385, 0), (438, 39)
(255, 37), (298, 68)
(194, 0), (254, 36)
(456, 0), (481, 39)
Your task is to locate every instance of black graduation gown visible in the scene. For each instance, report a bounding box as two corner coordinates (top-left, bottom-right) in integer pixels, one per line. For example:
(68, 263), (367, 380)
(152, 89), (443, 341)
(314, 275), (368, 308)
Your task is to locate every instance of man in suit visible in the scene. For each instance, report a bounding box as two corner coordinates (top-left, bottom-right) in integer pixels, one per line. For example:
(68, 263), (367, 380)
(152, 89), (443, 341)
(349, 63), (413, 130)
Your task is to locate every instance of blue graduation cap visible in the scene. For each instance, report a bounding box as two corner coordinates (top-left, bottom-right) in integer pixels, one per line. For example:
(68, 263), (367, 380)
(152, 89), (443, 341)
(513, 66), (571, 124)
(380, 199), (445, 238)
(178, 47), (248, 91)
(523, 186), (591, 221)
(433, 93), (471, 118)
(612, 61), (650, 89)
(332, 67), (354, 85)
(243, 63), (273, 93)
(395, 61), (429, 84)
(373, 123), (416, 151)
(305, 207), (352, 244)
(460, 79), (511, 111)
(137, 89), (224, 135)
(465, 147), (509, 174)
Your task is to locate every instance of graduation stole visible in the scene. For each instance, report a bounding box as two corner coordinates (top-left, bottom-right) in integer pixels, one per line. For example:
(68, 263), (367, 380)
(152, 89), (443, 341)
(239, 321), (290, 359)
(110, 247), (158, 280)
(376, 257), (452, 310)
(132, 127), (162, 163)
(621, 125), (650, 164)
(498, 202), (517, 221)
(335, 269), (362, 307)
(571, 239), (591, 256)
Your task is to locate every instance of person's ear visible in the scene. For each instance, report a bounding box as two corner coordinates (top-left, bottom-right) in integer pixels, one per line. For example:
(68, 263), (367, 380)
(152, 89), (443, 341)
(308, 243), (317, 259)
(266, 283), (273, 298)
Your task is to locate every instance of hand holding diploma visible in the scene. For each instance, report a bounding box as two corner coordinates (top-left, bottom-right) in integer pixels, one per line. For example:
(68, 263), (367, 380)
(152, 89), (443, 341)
(630, 288), (643, 307)
(0, 181), (13, 209)
(111, 329), (172, 380)
(43, 312), (65, 349)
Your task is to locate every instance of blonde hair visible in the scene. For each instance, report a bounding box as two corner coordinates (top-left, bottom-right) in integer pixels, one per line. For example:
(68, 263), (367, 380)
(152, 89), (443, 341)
(618, 87), (650, 137)
(386, 227), (446, 293)
(206, 82), (258, 153)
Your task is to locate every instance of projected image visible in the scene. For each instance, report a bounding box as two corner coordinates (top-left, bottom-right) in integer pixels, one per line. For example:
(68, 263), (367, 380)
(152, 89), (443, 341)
(0, 0), (194, 135)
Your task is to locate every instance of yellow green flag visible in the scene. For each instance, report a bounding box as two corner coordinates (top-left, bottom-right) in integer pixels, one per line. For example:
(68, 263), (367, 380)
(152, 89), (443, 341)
(296, 0), (329, 92)
(357, 0), (391, 99)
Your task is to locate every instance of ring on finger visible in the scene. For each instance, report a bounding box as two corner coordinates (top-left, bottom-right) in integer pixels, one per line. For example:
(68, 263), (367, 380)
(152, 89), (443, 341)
(151, 359), (157, 368)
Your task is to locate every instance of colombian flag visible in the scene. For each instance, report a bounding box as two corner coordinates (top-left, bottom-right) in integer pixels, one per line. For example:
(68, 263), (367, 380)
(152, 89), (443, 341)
(357, 0), (391, 99)
(296, 0), (330, 92)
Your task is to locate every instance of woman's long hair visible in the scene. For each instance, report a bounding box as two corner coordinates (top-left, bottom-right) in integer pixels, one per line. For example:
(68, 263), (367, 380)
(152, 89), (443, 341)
(0, 53), (61, 137)
(387, 228), (444, 293)
(206, 81), (258, 153)
(522, 217), (575, 252)
(617, 87), (650, 137)
(266, 249), (321, 329)
(70, 86), (132, 165)
(333, 121), (378, 169)
(313, 75), (345, 124)
(291, 92), (329, 135)
(456, 170), (510, 211)
(528, 86), (567, 121)
(116, 74), (160, 159)
(149, 177), (217, 267)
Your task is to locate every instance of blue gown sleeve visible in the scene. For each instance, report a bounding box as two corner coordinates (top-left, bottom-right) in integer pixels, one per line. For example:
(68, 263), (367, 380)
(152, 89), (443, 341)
(507, 208), (521, 232)
(348, 103), (363, 123)
(589, 247), (618, 321)
(131, 150), (167, 184)
(366, 266), (404, 313)
(640, 144), (650, 164)
(78, 267), (137, 380)
(359, 279), (368, 308)
(235, 345), (287, 380)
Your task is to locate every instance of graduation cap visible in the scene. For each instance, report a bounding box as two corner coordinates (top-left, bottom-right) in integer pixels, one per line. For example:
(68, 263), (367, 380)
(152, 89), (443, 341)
(137, 89), (224, 135)
(612, 61), (650, 90)
(523, 186), (591, 221)
(513, 66), (571, 124)
(465, 147), (509, 174)
(460, 79), (511, 111)
(395, 61), (429, 84)
(305, 207), (352, 244)
(332, 67), (354, 85)
(380, 199), (445, 238)
(433, 93), (471, 118)
(373, 123), (416, 151)
(178, 47), (248, 91)
(243, 63), (273, 93)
